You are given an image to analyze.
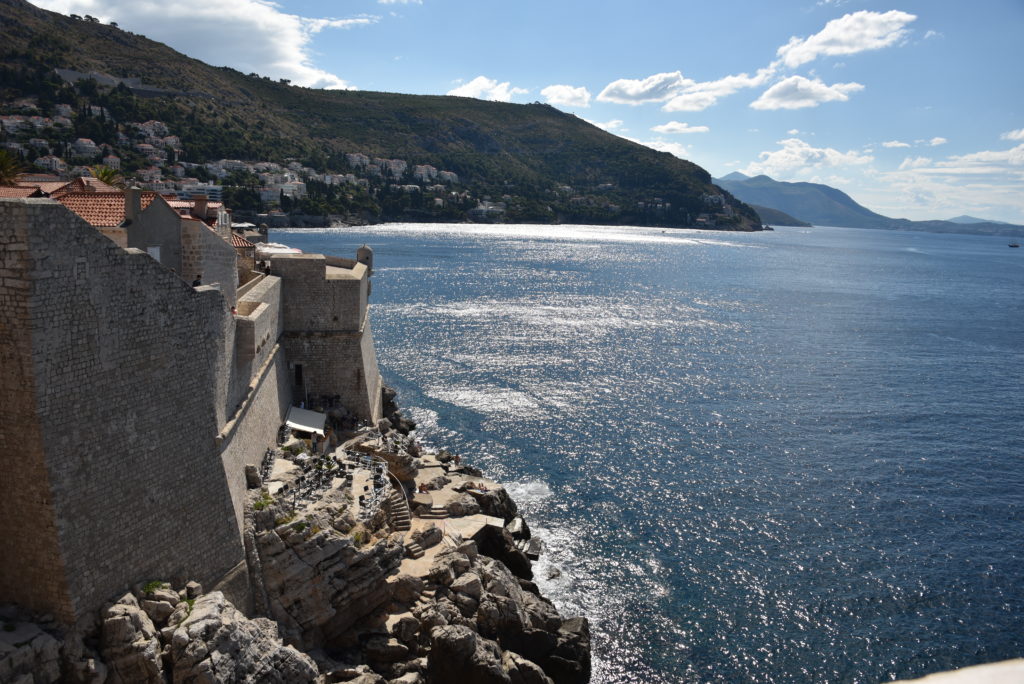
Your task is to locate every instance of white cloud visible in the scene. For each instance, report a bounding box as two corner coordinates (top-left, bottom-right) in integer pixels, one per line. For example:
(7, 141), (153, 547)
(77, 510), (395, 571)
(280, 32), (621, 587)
(929, 137), (948, 146)
(540, 84), (591, 108)
(750, 76), (863, 110)
(787, 129), (800, 135)
(742, 137), (873, 177)
(32, 0), (374, 89)
(899, 156), (932, 170)
(626, 138), (690, 159)
(923, 30), (942, 40)
(447, 76), (528, 102)
(651, 121), (709, 134)
(663, 66), (776, 112)
(1001, 128), (1024, 141)
(939, 144), (1024, 167)
(596, 71), (693, 105)
(872, 144), (1024, 222)
(882, 140), (911, 148)
(776, 10), (917, 68)
(584, 119), (625, 132)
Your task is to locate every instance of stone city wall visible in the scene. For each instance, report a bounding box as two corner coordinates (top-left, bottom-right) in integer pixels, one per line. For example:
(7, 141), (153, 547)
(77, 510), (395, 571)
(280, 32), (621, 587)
(281, 319), (382, 423)
(218, 347), (291, 539)
(274, 254), (367, 334)
(181, 217), (238, 306)
(0, 198), (244, 624)
(0, 201), (75, 623)
(272, 253), (381, 422)
(126, 198), (184, 274)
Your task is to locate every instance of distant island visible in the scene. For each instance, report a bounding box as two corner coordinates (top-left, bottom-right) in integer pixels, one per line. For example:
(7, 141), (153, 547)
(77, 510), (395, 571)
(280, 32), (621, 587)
(716, 172), (1024, 237)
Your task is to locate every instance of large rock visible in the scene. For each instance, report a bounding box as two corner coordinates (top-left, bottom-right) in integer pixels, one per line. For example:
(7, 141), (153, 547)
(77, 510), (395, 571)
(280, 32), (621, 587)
(257, 521), (404, 648)
(426, 625), (508, 684)
(168, 591), (318, 683)
(0, 620), (62, 684)
(465, 487), (518, 522)
(503, 651), (553, 684)
(100, 593), (163, 684)
(474, 526), (533, 580)
(446, 494), (481, 518)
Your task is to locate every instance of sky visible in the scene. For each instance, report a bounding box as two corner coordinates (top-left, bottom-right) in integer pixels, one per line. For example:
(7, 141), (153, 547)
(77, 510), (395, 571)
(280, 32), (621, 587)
(31, 0), (1024, 223)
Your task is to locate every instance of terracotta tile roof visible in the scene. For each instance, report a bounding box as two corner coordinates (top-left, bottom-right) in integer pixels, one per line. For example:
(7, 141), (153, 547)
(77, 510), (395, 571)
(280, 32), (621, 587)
(18, 180), (72, 196)
(0, 186), (43, 198)
(16, 173), (61, 182)
(55, 191), (160, 228)
(230, 233), (256, 248)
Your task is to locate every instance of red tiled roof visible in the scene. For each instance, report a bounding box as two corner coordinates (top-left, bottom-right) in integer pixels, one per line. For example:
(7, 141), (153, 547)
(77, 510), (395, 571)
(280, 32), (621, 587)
(16, 173), (61, 182)
(55, 191), (160, 228)
(17, 180), (72, 196)
(0, 186), (43, 198)
(230, 233), (256, 248)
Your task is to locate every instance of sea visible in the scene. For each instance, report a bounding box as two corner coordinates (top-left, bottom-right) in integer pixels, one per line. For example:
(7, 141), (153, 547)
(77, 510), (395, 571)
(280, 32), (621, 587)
(274, 223), (1024, 683)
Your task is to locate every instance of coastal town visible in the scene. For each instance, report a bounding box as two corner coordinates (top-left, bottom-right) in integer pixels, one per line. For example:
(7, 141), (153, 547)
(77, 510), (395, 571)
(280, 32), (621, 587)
(0, 93), (476, 226)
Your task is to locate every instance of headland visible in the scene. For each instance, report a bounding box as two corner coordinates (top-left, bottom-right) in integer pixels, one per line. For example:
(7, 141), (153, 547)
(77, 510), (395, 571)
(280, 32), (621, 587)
(0, 195), (590, 683)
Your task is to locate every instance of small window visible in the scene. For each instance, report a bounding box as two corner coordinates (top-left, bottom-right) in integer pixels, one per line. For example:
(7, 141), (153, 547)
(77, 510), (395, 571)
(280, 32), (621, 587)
(294, 363), (303, 386)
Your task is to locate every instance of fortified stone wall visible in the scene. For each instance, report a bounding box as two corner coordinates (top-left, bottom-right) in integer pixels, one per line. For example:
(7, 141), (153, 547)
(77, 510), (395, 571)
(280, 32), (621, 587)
(218, 348), (291, 538)
(273, 254), (382, 423)
(0, 202), (75, 623)
(0, 199), (244, 625)
(218, 275), (290, 536)
(126, 198), (184, 274)
(181, 218), (238, 306)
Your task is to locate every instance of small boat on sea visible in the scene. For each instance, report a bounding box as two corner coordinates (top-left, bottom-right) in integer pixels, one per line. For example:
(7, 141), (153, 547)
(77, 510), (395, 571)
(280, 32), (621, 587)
(1010, 241), (1020, 248)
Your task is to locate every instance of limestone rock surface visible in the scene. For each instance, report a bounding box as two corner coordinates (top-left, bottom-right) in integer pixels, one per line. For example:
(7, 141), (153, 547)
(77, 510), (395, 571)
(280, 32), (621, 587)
(168, 591), (318, 683)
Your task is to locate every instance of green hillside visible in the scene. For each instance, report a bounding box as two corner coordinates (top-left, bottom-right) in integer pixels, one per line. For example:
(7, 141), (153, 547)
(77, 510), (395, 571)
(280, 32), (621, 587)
(0, 0), (760, 229)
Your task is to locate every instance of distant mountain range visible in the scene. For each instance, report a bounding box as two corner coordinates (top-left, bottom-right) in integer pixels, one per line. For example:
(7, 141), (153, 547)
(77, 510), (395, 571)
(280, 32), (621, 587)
(715, 172), (1024, 237)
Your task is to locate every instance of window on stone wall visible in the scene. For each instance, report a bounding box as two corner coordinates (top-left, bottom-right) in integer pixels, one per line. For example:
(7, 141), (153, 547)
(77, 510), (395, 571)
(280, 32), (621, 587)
(295, 363), (303, 387)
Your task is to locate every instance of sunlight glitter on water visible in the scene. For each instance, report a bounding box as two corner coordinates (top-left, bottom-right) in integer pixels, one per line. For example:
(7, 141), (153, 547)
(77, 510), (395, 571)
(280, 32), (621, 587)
(278, 224), (1024, 683)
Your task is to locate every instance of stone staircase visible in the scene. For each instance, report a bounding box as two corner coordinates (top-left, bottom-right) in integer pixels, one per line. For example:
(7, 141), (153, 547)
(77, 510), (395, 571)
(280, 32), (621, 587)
(404, 541), (424, 559)
(418, 504), (449, 520)
(386, 489), (411, 532)
(413, 587), (436, 611)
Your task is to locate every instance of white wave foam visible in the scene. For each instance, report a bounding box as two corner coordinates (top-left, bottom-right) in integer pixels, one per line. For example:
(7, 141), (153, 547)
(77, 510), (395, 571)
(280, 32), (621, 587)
(504, 480), (553, 504)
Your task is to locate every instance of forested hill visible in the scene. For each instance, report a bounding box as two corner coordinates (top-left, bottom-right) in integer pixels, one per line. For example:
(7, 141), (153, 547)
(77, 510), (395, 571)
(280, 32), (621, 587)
(0, 0), (760, 229)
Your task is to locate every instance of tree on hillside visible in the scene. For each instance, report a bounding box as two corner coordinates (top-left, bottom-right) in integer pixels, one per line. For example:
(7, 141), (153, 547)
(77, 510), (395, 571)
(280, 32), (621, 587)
(0, 150), (26, 186)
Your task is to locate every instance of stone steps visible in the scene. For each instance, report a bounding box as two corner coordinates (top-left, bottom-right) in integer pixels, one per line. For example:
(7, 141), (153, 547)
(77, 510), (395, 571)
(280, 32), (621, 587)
(413, 588), (436, 610)
(387, 490), (411, 532)
(404, 542), (424, 559)
(418, 505), (449, 520)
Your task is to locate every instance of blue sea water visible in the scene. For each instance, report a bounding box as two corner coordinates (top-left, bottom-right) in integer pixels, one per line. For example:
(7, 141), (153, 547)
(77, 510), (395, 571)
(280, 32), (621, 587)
(276, 224), (1024, 683)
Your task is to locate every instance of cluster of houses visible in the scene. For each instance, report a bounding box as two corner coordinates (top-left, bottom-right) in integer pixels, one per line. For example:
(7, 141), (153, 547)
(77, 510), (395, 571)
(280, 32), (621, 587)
(0, 173), (259, 297)
(1, 97), (465, 214)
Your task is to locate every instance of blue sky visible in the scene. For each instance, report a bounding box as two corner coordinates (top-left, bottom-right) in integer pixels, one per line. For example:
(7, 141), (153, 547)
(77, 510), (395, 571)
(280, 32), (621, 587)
(33, 0), (1024, 223)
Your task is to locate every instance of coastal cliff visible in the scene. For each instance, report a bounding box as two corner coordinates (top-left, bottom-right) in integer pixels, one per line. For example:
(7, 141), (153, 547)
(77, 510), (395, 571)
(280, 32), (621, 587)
(0, 416), (590, 684)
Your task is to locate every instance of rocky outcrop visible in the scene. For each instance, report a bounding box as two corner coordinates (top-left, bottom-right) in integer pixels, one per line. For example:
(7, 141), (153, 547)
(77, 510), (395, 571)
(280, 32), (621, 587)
(254, 504), (404, 649)
(382, 385), (417, 435)
(410, 545), (589, 684)
(0, 613), (63, 684)
(465, 487), (519, 522)
(100, 593), (164, 684)
(168, 592), (317, 682)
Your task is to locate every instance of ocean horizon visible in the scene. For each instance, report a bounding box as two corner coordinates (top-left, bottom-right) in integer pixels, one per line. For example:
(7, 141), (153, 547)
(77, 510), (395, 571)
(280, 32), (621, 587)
(276, 223), (1024, 683)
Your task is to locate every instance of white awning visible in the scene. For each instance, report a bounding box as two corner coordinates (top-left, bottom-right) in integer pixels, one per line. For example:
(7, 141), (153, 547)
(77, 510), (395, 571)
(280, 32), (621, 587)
(232, 221), (257, 228)
(285, 406), (326, 435)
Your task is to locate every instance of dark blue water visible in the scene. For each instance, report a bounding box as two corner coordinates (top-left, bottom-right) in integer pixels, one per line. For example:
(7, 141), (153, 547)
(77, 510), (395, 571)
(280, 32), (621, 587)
(277, 224), (1024, 683)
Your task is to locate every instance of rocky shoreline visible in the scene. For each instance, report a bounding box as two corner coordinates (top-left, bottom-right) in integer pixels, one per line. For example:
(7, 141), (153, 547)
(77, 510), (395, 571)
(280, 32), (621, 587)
(1, 396), (590, 684)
